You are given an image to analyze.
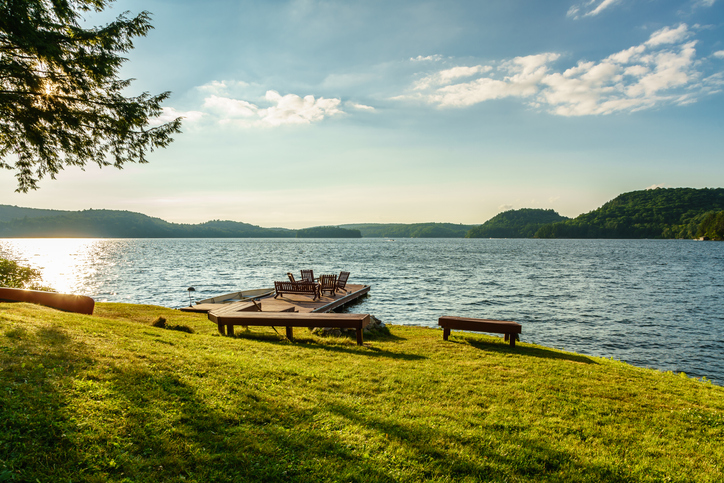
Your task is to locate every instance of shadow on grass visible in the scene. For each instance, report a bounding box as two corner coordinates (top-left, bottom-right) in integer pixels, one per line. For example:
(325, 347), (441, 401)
(457, 336), (598, 365)
(229, 330), (425, 361)
(325, 399), (631, 482)
(0, 324), (402, 482)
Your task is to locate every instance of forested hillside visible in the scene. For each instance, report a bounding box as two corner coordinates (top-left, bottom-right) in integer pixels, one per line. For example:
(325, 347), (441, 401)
(296, 226), (362, 238)
(339, 223), (474, 238)
(535, 188), (724, 239)
(0, 205), (68, 222)
(0, 210), (293, 238)
(466, 209), (569, 238)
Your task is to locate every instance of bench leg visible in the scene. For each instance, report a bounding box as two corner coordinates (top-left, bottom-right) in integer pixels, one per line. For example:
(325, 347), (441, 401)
(218, 323), (226, 336)
(286, 326), (294, 341)
(508, 333), (515, 347)
(227, 324), (234, 337)
(356, 328), (363, 346)
(443, 327), (450, 341)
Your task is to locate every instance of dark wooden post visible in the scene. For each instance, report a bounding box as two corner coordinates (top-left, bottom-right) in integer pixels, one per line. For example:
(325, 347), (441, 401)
(227, 324), (234, 337)
(356, 328), (363, 346)
(443, 328), (451, 341)
(286, 326), (294, 341)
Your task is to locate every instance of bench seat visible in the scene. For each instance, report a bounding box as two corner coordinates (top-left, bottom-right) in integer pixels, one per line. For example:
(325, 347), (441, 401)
(274, 281), (319, 300)
(438, 316), (522, 347)
(208, 311), (371, 345)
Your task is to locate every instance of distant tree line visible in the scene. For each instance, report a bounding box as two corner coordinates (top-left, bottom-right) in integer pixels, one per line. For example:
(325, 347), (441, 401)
(466, 209), (569, 238)
(339, 223), (474, 238)
(296, 226), (361, 238)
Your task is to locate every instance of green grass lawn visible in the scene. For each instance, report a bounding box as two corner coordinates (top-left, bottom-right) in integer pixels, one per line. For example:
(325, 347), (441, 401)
(1, 302), (723, 482)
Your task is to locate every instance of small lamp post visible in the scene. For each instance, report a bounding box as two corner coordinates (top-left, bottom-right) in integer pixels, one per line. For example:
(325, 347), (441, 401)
(187, 287), (196, 306)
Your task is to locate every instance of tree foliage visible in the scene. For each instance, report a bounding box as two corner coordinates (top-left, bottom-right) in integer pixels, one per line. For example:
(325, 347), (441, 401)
(339, 223), (474, 238)
(696, 211), (724, 241)
(0, 257), (47, 289)
(466, 209), (569, 238)
(0, 0), (182, 191)
(535, 188), (724, 239)
(296, 226), (361, 238)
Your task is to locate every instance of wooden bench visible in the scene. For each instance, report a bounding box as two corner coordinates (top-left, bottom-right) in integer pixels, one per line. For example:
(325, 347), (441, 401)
(438, 316), (522, 347)
(208, 311), (371, 345)
(274, 281), (319, 300)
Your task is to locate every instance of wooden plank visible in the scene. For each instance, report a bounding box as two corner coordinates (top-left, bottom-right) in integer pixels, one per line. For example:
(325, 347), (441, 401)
(313, 285), (371, 313)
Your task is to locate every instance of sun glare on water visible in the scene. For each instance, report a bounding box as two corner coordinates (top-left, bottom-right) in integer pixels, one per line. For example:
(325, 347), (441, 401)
(0, 239), (104, 295)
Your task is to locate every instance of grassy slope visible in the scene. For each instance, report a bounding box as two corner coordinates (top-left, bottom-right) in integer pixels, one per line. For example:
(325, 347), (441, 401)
(1, 303), (723, 483)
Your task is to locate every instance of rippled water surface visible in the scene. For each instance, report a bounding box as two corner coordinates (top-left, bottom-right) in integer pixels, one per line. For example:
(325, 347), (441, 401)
(2, 238), (723, 384)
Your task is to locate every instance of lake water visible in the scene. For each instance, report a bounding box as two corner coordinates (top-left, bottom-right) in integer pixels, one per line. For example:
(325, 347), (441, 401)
(1, 238), (723, 385)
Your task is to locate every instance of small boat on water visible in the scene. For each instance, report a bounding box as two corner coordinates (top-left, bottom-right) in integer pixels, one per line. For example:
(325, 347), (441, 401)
(195, 288), (274, 305)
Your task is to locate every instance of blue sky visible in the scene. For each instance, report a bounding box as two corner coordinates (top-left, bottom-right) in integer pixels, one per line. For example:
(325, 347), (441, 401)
(1, 0), (723, 228)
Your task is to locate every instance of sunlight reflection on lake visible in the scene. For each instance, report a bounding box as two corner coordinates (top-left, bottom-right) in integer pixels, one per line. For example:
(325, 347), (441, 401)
(0, 239), (104, 294)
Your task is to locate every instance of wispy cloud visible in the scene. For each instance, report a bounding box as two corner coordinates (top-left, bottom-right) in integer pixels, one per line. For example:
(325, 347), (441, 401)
(567, 0), (622, 19)
(646, 183), (667, 190)
(149, 107), (203, 126)
(713, 50), (724, 59)
(411, 54), (443, 62)
(693, 0), (717, 7)
(399, 24), (721, 116)
(345, 101), (375, 111)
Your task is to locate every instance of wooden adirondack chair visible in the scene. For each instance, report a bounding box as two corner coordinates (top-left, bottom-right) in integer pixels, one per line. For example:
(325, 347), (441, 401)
(319, 274), (337, 297)
(300, 269), (314, 282)
(336, 271), (350, 293)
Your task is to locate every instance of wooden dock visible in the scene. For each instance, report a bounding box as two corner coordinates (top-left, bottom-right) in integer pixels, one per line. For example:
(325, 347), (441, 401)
(182, 284), (370, 315)
(181, 284), (372, 344)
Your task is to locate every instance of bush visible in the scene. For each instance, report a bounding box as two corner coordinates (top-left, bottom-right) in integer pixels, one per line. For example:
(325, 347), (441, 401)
(0, 258), (53, 290)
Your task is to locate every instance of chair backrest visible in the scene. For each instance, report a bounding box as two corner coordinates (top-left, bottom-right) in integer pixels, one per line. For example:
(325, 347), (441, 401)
(319, 274), (337, 289)
(337, 271), (350, 288)
(300, 269), (314, 282)
(287, 272), (296, 282)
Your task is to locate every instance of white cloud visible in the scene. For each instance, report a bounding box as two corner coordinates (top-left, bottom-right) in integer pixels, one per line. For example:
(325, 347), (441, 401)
(411, 54), (443, 62)
(645, 24), (689, 47)
(401, 23), (720, 116)
(196, 80), (249, 95)
(414, 65), (492, 90)
(203, 95), (257, 118)
(646, 183), (667, 190)
(567, 0), (622, 19)
(498, 204), (514, 211)
(149, 107), (203, 126)
(257, 91), (342, 126)
(189, 87), (346, 128)
(411, 53), (559, 107)
(345, 101), (375, 111)
(713, 50), (724, 59)
(694, 0), (716, 7)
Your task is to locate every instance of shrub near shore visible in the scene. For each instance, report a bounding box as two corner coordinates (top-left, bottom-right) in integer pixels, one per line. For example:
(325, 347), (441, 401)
(1, 303), (723, 482)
